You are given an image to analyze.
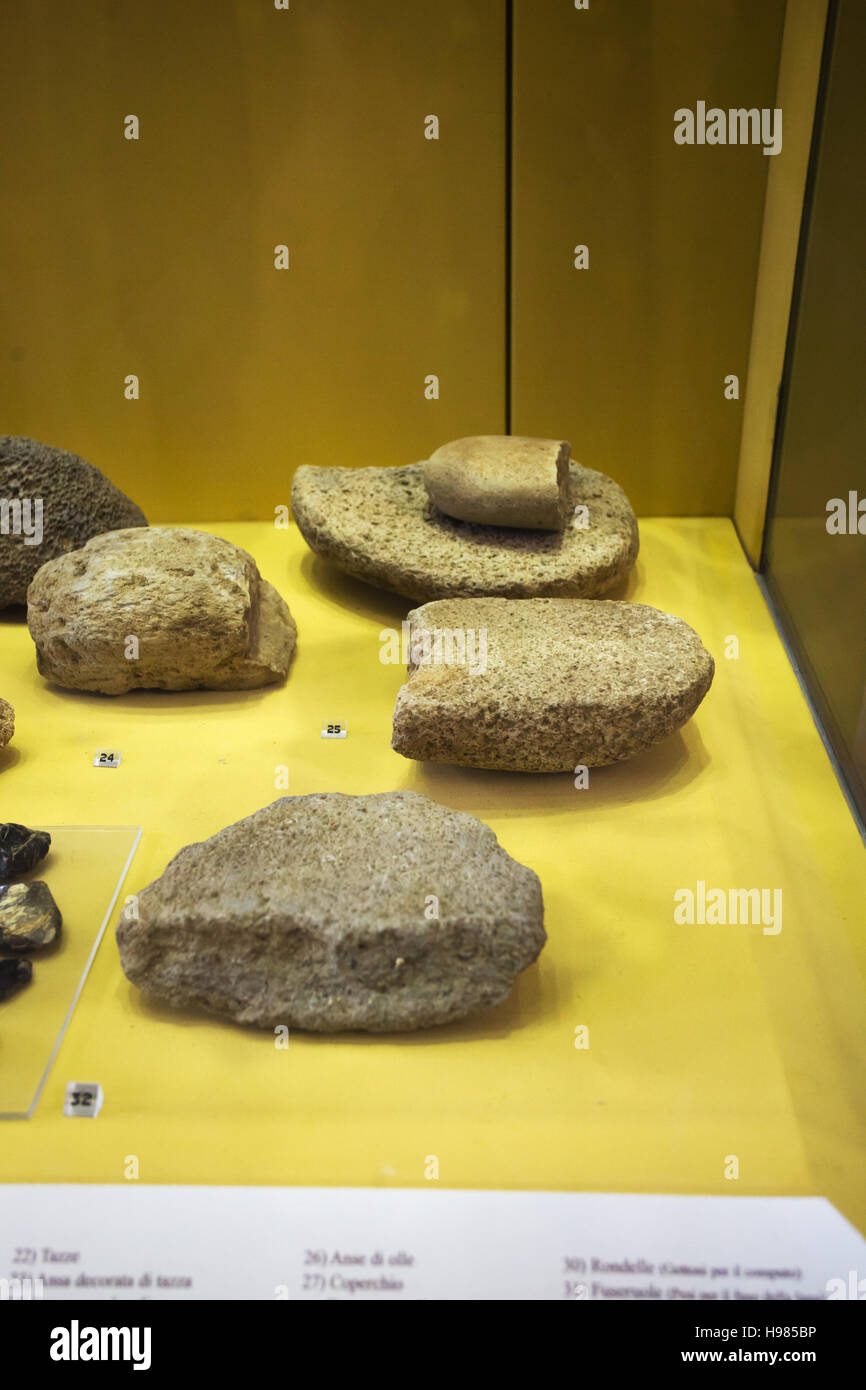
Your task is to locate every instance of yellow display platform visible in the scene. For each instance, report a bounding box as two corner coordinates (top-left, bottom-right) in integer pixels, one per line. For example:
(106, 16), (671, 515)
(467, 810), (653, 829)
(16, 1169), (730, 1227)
(1, 519), (864, 1238)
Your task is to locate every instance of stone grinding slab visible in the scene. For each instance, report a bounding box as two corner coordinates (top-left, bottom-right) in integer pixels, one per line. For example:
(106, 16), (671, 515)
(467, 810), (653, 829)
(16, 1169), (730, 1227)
(116, 791), (546, 1033)
(292, 461), (638, 601)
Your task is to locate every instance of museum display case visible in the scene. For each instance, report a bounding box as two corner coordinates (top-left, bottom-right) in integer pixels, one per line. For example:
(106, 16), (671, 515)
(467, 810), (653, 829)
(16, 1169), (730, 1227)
(0, 0), (863, 1322)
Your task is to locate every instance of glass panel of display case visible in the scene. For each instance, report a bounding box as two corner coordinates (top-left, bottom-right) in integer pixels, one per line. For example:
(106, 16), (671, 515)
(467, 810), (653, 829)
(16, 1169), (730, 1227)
(763, 0), (866, 823)
(0, 826), (141, 1120)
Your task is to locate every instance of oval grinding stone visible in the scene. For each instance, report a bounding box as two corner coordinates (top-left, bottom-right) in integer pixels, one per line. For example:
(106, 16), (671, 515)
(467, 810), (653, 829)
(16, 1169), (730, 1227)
(391, 597), (715, 772)
(292, 461), (638, 601)
(116, 791), (546, 1034)
(424, 436), (571, 530)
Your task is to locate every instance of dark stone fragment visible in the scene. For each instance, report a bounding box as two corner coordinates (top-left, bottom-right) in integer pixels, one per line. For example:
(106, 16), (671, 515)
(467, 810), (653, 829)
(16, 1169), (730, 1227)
(0, 823), (51, 880)
(0, 881), (62, 950)
(0, 957), (32, 1000)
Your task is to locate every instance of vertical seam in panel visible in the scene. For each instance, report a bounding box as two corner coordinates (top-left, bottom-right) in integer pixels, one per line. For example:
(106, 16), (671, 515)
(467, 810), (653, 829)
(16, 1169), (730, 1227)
(759, 0), (839, 572)
(505, 0), (513, 434)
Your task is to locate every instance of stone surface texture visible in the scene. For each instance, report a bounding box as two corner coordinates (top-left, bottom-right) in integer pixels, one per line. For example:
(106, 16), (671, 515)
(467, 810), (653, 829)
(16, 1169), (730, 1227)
(117, 791), (546, 1033)
(0, 435), (146, 608)
(0, 699), (13, 748)
(292, 461), (638, 601)
(424, 435), (570, 530)
(0, 824), (51, 881)
(27, 527), (296, 694)
(392, 597), (715, 772)
(0, 881), (62, 950)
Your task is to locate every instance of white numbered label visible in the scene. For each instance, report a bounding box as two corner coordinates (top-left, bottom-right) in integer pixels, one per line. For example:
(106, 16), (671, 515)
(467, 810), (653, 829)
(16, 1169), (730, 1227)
(92, 750), (122, 768)
(63, 1082), (104, 1118)
(321, 722), (347, 739)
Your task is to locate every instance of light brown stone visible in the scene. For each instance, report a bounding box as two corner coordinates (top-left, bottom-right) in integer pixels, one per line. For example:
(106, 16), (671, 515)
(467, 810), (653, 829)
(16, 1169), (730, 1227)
(116, 791), (546, 1033)
(27, 527), (296, 694)
(392, 597), (714, 772)
(292, 461), (638, 600)
(0, 698), (13, 748)
(425, 436), (570, 529)
(0, 435), (146, 609)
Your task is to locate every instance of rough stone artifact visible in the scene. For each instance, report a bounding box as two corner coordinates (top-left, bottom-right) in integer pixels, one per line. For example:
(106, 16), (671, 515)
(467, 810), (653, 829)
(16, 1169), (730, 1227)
(27, 527), (297, 694)
(0, 699), (13, 748)
(0, 435), (146, 609)
(117, 790), (546, 1032)
(0, 881), (62, 950)
(0, 958), (32, 1001)
(292, 461), (638, 601)
(424, 436), (570, 530)
(392, 597), (714, 772)
(0, 824), (51, 880)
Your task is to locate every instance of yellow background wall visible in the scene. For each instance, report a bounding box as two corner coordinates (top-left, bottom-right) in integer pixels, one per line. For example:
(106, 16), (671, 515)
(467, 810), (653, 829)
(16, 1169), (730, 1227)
(0, 0), (506, 521)
(511, 0), (786, 515)
(1, 2), (796, 520)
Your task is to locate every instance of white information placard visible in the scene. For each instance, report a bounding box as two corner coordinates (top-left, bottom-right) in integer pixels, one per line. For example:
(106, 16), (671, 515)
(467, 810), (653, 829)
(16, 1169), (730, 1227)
(1, 1186), (864, 1300)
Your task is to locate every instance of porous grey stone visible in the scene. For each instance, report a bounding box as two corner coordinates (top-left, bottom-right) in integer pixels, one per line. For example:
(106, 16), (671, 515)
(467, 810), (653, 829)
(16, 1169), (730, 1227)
(27, 527), (296, 694)
(116, 791), (545, 1033)
(391, 597), (714, 772)
(0, 699), (13, 748)
(0, 435), (146, 609)
(292, 461), (638, 601)
(0, 881), (62, 950)
(424, 436), (570, 530)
